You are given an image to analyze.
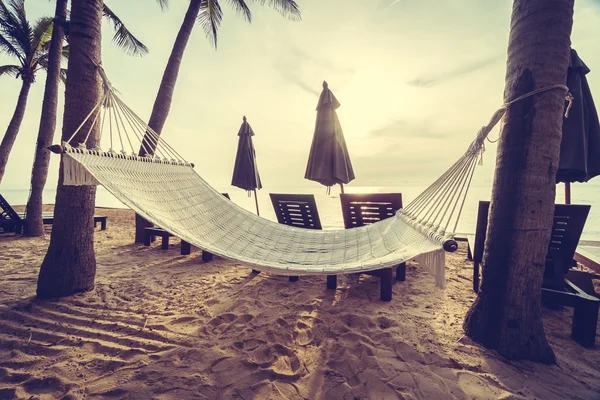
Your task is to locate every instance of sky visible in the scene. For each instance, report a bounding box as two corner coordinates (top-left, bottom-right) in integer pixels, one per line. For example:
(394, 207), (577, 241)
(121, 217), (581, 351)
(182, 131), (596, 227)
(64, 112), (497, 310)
(1, 0), (600, 192)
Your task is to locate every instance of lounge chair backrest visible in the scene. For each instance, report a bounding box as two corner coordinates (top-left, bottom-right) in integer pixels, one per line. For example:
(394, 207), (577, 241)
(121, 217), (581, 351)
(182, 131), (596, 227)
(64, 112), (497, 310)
(471, 201), (490, 264)
(269, 193), (322, 230)
(340, 193), (403, 229)
(548, 204), (590, 275)
(0, 194), (22, 223)
(473, 200), (590, 278)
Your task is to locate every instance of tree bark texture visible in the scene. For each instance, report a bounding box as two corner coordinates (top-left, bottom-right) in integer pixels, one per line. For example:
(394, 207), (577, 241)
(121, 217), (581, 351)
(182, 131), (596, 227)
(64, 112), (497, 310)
(37, 0), (103, 299)
(25, 0), (69, 237)
(463, 0), (574, 363)
(134, 0), (202, 243)
(0, 79), (33, 184)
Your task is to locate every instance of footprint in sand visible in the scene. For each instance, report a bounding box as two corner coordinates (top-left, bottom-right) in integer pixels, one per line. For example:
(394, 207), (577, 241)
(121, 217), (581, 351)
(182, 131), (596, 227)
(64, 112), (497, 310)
(170, 316), (198, 325)
(376, 316), (398, 330)
(293, 321), (313, 346)
(210, 356), (236, 372)
(233, 338), (265, 352)
(21, 376), (67, 396)
(457, 371), (513, 399)
(0, 368), (31, 384)
(208, 313), (236, 326)
(340, 313), (376, 330)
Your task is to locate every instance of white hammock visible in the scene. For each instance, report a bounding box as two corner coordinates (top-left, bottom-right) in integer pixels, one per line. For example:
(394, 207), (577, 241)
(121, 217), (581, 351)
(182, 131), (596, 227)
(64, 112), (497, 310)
(63, 151), (448, 286)
(54, 72), (551, 289)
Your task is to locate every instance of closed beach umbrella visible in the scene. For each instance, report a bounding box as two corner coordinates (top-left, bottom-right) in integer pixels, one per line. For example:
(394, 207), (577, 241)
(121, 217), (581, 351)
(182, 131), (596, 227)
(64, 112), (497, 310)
(557, 49), (600, 203)
(305, 81), (355, 193)
(232, 116), (262, 215)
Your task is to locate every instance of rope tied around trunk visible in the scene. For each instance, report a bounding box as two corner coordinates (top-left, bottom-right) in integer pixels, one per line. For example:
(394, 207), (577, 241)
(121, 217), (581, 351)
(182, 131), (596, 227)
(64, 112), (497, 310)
(486, 84), (573, 144)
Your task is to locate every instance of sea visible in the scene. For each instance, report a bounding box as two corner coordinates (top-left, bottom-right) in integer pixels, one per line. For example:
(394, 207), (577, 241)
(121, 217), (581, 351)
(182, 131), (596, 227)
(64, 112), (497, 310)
(3, 182), (599, 241)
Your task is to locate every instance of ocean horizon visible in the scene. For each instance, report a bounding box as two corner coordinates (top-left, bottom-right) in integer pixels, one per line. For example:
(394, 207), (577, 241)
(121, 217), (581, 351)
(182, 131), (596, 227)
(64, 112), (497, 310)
(3, 181), (599, 241)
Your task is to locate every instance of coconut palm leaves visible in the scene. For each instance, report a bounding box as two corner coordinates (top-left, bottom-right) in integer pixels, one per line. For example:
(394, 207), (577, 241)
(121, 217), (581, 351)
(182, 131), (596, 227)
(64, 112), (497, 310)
(0, 1), (60, 182)
(102, 3), (149, 57)
(0, 2), (55, 82)
(199, 0), (300, 47)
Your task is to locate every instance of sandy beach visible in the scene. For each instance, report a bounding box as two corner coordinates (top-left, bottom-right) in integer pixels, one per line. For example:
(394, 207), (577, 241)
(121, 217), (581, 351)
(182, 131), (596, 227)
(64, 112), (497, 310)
(0, 207), (599, 399)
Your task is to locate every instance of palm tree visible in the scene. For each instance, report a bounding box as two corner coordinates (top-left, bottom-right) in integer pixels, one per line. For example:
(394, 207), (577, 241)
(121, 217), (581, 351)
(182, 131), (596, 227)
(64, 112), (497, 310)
(463, 0), (574, 363)
(134, 0), (301, 243)
(24, 1), (160, 237)
(37, 0), (103, 298)
(0, 0), (57, 184)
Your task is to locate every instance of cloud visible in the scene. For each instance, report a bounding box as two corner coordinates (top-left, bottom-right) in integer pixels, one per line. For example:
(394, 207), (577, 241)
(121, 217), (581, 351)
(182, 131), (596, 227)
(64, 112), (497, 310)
(407, 55), (503, 88)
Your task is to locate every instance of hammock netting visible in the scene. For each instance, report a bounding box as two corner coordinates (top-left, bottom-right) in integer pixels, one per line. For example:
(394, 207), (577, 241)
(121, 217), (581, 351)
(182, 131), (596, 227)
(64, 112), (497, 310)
(55, 75), (510, 289)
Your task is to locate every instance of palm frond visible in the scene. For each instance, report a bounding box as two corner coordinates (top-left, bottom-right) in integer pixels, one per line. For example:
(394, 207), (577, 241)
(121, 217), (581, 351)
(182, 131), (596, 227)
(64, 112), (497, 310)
(0, 0), (30, 62)
(102, 3), (149, 57)
(257, 0), (301, 20)
(0, 63), (20, 77)
(198, 0), (223, 48)
(32, 17), (53, 53)
(226, 0), (251, 23)
(34, 56), (66, 83)
(0, 32), (23, 62)
(155, 0), (169, 11)
(9, 0), (32, 57)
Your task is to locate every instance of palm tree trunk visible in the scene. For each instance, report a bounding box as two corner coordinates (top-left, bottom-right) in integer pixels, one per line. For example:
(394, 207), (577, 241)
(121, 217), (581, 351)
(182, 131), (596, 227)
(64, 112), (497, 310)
(25, 0), (68, 237)
(463, 0), (574, 363)
(37, 0), (103, 299)
(0, 78), (33, 184)
(134, 0), (202, 243)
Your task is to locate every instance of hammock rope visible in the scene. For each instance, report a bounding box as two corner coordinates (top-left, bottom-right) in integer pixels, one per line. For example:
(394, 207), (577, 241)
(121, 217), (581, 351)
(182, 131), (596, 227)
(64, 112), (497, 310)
(50, 69), (572, 288)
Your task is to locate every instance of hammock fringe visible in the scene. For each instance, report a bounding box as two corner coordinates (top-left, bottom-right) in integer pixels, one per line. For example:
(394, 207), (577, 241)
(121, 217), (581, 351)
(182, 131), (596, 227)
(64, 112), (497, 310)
(414, 248), (446, 288)
(62, 154), (99, 186)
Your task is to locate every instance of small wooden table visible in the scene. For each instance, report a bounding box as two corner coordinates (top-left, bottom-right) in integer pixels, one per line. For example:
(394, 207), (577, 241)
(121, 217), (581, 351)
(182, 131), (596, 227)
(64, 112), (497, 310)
(144, 227), (191, 255)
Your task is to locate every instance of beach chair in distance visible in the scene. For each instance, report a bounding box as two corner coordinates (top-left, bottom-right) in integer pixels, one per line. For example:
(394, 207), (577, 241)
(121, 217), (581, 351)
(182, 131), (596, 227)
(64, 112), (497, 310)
(144, 193), (230, 259)
(468, 200), (599, 347)
(269, 193), (322, 282)
(1, 194), (107, 234)
(0, 194), (24, 234)
(338, 193), (404, 302)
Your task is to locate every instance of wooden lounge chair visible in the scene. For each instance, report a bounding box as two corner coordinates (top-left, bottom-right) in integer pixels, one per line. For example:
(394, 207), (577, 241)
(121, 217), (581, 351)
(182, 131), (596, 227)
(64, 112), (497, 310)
(338, 193), (404, 301)
(269, 193), (322, 282)
(0, 194), (24, 234)
(468, 200), (599, 347)
(1, 194), (107, 234)
(145, 193), (230, 259)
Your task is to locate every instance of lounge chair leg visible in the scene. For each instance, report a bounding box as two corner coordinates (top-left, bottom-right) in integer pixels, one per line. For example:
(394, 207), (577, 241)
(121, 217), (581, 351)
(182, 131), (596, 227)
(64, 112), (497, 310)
(101, 218), (107, 230)
(473, 261), (480, 293)
(327, 275), (337, 289)
(252, 269), (260, 274)
(572, 295), (599, 348)
(289, 276), (299, 282)
(181, 241), (191, 255)
(380, 267), (393, 302)
(144, 231), (152, 246)
(161, 235), (169, 250)
(396, 263), (406, 281)
(202, 251), (213, 262)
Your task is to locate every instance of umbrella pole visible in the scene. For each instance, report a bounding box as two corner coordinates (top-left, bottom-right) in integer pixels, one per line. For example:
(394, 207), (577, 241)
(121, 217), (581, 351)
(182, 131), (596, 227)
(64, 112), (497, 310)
(253, 189), (260, 216)
(340, 183), (344, 194)
(565, 182), (571, 204)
